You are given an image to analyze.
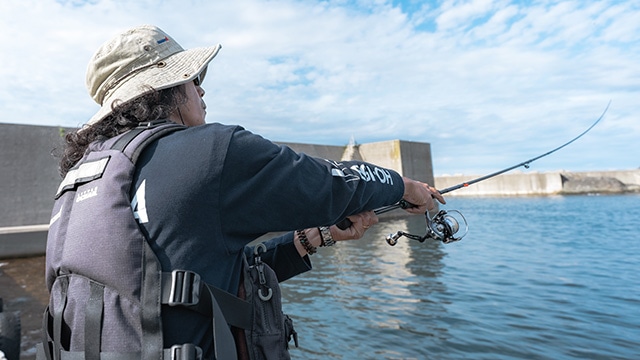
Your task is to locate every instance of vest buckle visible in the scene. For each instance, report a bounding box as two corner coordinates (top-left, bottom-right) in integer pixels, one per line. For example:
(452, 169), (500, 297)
(168, 270), (201, 306)
(169, 343), (203, 360)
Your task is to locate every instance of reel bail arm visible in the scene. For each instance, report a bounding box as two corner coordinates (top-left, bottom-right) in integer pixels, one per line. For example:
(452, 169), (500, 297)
(385, 209), (468, 246)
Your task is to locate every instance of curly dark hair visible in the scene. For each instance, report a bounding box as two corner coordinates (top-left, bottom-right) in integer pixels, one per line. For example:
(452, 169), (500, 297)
(59, 86), (187, 177)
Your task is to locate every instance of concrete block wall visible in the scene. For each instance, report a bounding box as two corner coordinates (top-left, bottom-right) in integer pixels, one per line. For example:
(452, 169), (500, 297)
(0, 124), (66, 228)
(281, 139), (435, 186)
(0, 123), (68, 257)
(277, 142), (345, 164)
(0, 123), (433, 229)
(357, 140), (435, 185)
(0, 123), (434, 258)
(435, 172), (564, 196)
(435, 170), (640, 196)
(3, 122), (638, 257)
(574, 170), (640, 186)
(398, 140), (434, 185)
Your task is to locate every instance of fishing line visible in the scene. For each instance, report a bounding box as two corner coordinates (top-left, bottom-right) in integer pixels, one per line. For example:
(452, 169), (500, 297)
(438, 100), (611, 195)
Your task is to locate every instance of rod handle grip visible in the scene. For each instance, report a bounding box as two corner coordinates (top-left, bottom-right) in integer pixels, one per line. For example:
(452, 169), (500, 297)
(335, 200), (414, 230)
(336, 218), (352, 230)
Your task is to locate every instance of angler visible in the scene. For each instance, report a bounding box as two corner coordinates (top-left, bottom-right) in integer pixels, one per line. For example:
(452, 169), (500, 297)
(38, 25), (444, 360)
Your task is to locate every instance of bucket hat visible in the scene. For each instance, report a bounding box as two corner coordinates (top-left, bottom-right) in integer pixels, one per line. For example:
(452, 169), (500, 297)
(85, 25), (221, 127)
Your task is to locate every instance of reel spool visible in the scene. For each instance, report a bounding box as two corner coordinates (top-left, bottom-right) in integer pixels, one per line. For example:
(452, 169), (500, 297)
(427, 210), (468, 244)
(385, 209), (468, 246)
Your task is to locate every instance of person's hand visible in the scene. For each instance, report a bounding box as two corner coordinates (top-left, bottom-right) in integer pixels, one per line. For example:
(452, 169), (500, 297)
(401, 177), (446, 214)
(331, 210), (378, 241)
(295, 211), (378, 257)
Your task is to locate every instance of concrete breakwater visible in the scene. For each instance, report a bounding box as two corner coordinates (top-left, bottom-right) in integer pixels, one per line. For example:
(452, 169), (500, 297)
(434, 170), (640, 196)
(1, 122), (638, 258)
(0, 122), (435, 229)
(1, 123), (435, 258)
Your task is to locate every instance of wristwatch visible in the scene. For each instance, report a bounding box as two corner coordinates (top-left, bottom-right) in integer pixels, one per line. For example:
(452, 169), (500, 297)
(318, 226), (336, 247)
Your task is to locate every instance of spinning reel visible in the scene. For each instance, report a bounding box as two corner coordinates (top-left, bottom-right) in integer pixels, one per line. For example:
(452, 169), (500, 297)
(385, 209), (468, 246)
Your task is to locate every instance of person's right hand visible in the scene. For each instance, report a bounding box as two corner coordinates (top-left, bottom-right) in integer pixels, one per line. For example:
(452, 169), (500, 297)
(401, 177), (446, 214)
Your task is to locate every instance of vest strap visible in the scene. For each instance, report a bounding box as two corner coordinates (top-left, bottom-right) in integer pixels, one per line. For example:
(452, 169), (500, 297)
(53, 276), (69, 360)
(41, 307), (53, 360)
(84, 282), (105, 360)
(37, 344), (203, 360)
(161, 271), (252, 330)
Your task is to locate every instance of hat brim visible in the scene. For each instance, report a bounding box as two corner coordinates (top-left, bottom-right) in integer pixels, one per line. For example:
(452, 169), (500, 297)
(85, 44), (221, 128)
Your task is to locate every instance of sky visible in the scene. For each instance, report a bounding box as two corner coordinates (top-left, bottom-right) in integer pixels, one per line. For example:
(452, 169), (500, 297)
(1, 0), (638, 176)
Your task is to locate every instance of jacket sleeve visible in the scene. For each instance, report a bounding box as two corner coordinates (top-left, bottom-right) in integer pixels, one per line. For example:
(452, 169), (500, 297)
(220, 126), (405, 237)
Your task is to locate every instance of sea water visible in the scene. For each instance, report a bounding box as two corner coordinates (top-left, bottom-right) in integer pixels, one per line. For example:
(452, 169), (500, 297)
(281, 194), (640, 359)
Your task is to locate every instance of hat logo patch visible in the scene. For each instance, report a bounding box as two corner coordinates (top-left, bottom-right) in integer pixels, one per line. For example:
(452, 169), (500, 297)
(157, 36), (169, 44)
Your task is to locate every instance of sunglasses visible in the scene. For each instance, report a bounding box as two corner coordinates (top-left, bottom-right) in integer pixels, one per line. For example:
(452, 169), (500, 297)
(193, 73), (203, 87)
(193, 74), (202, 86)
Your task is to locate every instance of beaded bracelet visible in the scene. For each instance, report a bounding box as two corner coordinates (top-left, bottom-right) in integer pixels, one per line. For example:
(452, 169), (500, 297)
(296, 229), (317, 255)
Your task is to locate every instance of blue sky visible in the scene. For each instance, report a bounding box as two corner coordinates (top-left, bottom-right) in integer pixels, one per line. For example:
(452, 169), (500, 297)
(1, 0), (638, 176)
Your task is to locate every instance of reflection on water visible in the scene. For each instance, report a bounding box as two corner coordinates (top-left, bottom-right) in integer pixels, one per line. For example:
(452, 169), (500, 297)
(282, 217), (449, 359)
(282, 195), (640, 360)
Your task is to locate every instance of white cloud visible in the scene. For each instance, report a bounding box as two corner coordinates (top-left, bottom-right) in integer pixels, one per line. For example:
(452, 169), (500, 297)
(0, 0), (638, 175)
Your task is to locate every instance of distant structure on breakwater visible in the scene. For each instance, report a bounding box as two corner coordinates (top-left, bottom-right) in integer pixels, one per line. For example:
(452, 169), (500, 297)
(1, 122), (638, 258)
(435, 170), (640, 197)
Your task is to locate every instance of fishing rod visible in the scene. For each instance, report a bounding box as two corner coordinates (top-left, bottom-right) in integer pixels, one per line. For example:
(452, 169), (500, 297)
(337, 101), (611, 245)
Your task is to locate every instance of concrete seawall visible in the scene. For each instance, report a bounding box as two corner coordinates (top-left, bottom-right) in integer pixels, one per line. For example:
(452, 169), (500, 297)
(0, 124), (64, 228)
(281, 139), (435, 185)
(1, 122), (637, 258)
(0, 123), (434, 258)
(435, 170), (640, 196)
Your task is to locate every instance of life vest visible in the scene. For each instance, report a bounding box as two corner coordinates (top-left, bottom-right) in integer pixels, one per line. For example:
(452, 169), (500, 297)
(38, 121), (262, 360)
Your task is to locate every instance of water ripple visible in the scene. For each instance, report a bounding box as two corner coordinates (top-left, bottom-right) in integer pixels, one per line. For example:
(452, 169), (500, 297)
(281, 195), (640, 359)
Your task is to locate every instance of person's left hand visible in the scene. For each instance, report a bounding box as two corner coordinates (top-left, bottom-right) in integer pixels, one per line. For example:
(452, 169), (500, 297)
(331, 210), (378, 241)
